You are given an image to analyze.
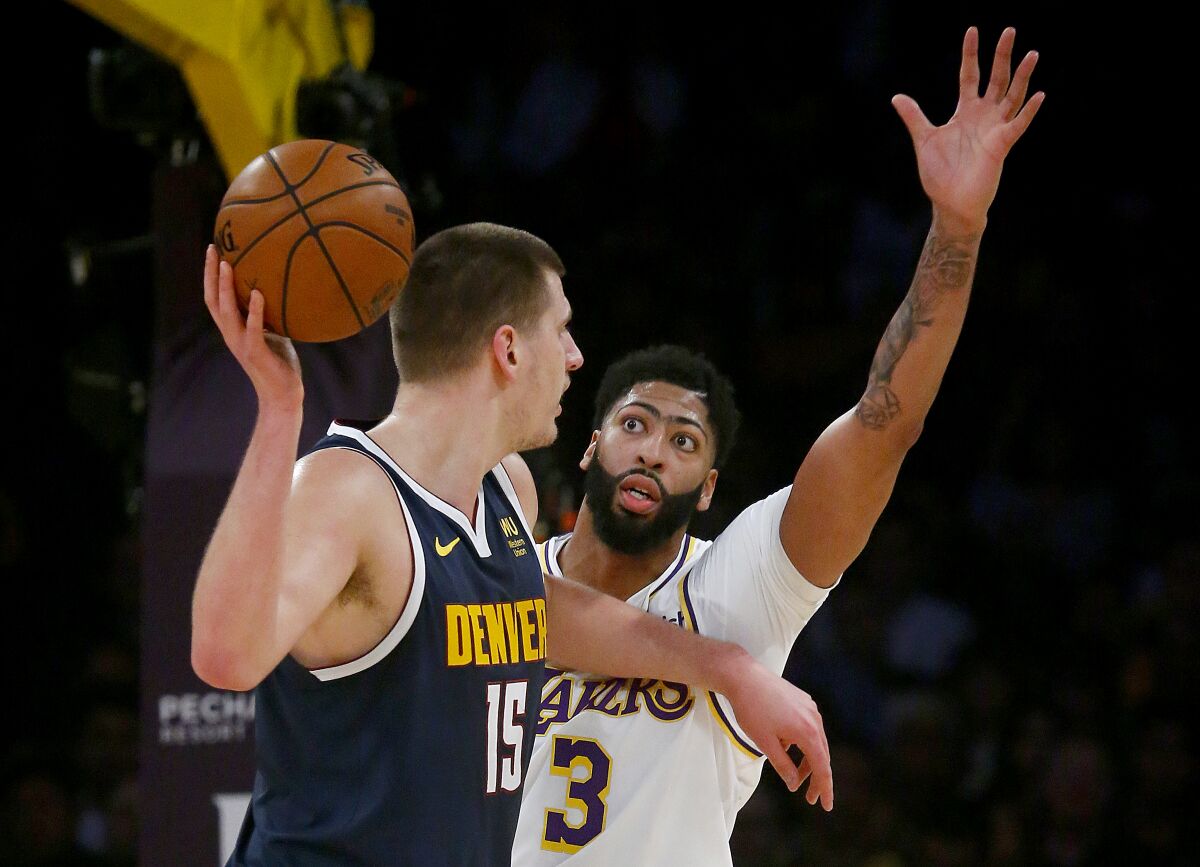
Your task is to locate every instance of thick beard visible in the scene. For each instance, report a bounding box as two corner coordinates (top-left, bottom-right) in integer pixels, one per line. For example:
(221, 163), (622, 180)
(583, 452), (704, 555)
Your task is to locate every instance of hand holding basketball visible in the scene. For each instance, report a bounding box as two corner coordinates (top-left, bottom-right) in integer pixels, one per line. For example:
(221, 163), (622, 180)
(203, 244), (304, 408)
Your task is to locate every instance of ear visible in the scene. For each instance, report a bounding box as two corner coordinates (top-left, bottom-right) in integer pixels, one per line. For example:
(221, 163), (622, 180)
(695, 469), (719, 512)
(490, 325), (519, 382)
(579, 432), (600, 470)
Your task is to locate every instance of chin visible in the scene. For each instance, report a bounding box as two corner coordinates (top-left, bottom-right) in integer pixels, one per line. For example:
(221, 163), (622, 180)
(516, 424), (558, 453)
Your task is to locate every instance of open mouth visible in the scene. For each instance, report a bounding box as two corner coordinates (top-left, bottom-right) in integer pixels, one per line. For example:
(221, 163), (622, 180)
(617, 474), (662, 515)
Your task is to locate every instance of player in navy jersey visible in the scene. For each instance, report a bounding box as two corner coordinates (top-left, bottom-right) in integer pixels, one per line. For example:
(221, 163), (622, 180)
(515, 28), (1044, 864)
(191, 222), (834, 865)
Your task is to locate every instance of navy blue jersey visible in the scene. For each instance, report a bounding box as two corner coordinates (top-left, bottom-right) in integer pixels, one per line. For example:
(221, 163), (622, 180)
(229, 420), (547, 866)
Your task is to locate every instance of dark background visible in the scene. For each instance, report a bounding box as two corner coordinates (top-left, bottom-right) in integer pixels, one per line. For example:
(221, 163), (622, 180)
(2, 3), (1193, 865)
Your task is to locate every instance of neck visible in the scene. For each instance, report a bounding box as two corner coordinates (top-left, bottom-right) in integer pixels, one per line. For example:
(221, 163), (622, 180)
(367, 374), (516, 517)
(557, 500), (689, 600)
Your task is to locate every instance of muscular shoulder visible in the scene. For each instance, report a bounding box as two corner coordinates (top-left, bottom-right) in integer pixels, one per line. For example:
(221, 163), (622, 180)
(711, 487), (791, 543)
(691, 487), (795, 585)
(290, 447), (412, 554)
(295, 446), (394, 499)
(287, 446), (415, 666)
(695, 485), (835, 608)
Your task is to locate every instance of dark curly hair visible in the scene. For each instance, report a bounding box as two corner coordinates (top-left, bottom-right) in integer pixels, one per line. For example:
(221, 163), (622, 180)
(592, 345), (741, 468)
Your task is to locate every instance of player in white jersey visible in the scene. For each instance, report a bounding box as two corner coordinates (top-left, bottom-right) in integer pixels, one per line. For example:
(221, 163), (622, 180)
(514, 26), (1044, 865)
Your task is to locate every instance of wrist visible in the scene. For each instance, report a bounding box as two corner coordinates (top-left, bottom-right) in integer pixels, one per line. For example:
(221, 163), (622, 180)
(256, 398), (305, 429)
(931, 208), (987, 240)
(706, 640), (756, 698)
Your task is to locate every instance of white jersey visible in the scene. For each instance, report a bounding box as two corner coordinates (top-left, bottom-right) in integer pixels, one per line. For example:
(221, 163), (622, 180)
(513, 487), (835, 866)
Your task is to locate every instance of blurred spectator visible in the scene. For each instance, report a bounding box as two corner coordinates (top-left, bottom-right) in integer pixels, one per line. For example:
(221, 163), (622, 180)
(1035, 736), (1115, 866)
(2, 770), (104, 866)
(74, 703), (136, 859)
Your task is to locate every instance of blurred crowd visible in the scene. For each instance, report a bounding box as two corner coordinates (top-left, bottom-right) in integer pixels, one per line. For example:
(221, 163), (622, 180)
(2, 4), (1191, 865)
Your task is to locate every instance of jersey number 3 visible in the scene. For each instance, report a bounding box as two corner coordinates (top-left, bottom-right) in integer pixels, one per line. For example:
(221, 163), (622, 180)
(485, 680), (527, 794)
(541, 736), (613, 853)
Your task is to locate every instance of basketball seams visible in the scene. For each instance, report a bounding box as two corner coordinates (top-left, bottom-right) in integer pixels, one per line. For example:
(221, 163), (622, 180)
(290, 140), (340, 192)
(277, 224), (410, 334)
(220, 191), (292, 208)
(265, 151), (368, 333)
(280, 232), (310, 338)
(216, 138), (336, 210)
(277, 232), (365, 339)
(311, 222), (413, 266)
(228, 180), (404, 268)
(303, 179), (404, 206)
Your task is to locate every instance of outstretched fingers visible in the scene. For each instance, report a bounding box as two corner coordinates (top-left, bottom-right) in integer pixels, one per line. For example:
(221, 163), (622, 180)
(1001, 90), (1046, 149)
(1003, 49), (1040, 120)
(959, 26), (980, 98)
(891, 94), (934, 149)
(984, 27), (1017, 102)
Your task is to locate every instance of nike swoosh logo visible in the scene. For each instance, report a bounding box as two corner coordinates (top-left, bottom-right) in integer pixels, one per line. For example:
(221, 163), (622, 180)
(434, 536), (461, 557)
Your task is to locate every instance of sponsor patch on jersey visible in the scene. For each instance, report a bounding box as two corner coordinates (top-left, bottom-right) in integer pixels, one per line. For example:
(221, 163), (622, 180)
(499, 515), (529, 558)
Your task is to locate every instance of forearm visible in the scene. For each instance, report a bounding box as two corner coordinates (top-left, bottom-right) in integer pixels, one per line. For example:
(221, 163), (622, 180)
(855, 210), (983, 438)
(191, 403), (303, 689)
(544, 574), (750, 695)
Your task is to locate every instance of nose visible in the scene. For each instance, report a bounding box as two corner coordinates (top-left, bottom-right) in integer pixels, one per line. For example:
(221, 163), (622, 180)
(636, 437), (666, 471)
(565, 332), (583, 371)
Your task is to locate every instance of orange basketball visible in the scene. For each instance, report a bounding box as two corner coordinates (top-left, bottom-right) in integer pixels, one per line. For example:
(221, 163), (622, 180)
(212, 139), (414, 342)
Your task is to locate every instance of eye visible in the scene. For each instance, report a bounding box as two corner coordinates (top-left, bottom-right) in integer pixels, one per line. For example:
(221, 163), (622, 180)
(621, 416), (644, 433)
(674, 433), (697, 452)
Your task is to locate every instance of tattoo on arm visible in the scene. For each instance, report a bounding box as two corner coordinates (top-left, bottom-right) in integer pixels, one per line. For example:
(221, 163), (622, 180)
(855, 231), (977, 431)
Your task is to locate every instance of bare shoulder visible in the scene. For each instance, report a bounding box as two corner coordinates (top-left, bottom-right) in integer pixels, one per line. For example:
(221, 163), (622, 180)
(295, 445), (393, 497)
(499, 452), (539, 526)
(289, 447), (412, 550)
(286, 446), (415, 667)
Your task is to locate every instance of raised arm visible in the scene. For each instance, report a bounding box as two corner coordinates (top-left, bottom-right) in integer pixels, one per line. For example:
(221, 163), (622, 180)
(782, 26), (1044, 588)
(190, 246), (385, 690)
(544, 574), (833, 809)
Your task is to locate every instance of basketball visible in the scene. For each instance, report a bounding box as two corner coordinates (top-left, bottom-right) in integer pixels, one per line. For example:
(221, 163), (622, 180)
(212, 139), (414, 343)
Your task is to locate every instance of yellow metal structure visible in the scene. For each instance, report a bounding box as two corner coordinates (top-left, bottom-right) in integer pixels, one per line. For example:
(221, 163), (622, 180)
(68, 0), (374, 180)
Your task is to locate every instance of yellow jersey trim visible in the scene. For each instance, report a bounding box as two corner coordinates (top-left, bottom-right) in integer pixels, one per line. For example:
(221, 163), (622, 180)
(676, 572), (763, 760)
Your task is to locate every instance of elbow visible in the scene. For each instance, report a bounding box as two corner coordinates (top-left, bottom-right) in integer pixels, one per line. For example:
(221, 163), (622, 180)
(873, 417), (923, 460)
(854, 399), (924, 453)
(897, 418), (924, 452)
(191, 641), (262, 692)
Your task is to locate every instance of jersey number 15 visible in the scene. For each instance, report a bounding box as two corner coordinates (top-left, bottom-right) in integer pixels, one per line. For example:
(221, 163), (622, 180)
(485, 680), (527, 793)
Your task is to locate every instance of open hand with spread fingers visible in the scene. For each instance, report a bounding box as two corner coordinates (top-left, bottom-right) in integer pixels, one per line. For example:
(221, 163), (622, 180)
(891, 26), (1045, 235)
